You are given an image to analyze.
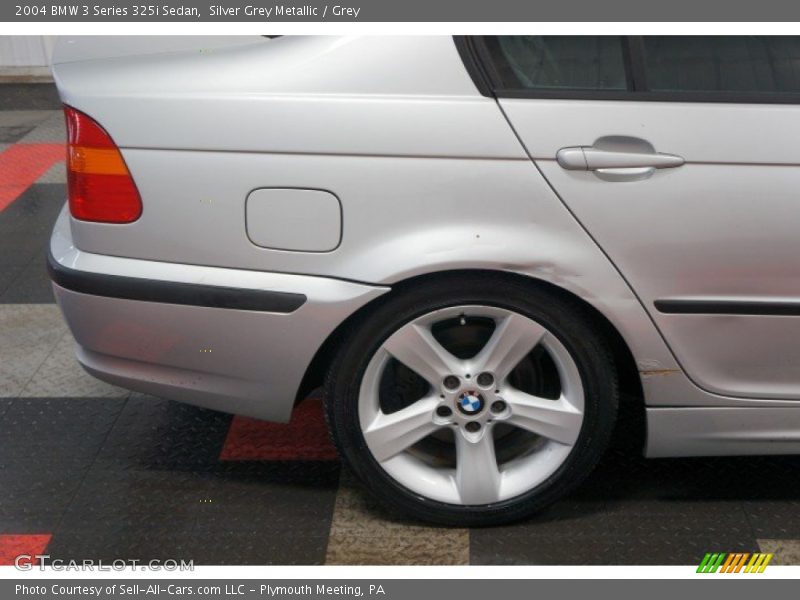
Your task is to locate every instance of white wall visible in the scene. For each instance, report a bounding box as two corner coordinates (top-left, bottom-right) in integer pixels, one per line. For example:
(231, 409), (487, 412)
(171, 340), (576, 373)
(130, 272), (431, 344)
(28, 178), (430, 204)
(0, 36), (56, 66)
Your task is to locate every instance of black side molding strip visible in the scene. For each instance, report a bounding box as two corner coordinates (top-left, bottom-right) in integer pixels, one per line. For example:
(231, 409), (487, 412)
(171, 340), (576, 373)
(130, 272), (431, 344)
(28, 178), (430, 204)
(47, 250), (307, 314)
(655, 299), (800, 316)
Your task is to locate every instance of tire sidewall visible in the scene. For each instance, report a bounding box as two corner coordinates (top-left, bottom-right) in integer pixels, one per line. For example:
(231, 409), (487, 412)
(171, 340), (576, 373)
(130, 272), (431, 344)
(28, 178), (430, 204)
(326, 276), (618, 526)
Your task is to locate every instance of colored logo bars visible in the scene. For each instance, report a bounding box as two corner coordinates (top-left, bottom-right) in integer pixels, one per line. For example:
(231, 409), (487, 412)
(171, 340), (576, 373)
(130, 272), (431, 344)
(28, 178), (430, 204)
(697, 552), (773, 573)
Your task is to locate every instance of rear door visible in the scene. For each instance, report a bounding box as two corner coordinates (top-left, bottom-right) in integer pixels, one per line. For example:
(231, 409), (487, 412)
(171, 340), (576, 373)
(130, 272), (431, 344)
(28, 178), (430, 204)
(472, 36), (800, 400)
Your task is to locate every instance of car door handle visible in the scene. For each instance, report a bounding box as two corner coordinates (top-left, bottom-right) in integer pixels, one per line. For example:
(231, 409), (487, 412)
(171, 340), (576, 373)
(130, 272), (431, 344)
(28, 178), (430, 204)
(556, 146), (685, 171)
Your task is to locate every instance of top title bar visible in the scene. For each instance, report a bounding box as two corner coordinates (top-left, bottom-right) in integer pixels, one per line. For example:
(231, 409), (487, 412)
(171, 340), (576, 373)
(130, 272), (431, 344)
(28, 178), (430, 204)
(4, 0), (800, 22)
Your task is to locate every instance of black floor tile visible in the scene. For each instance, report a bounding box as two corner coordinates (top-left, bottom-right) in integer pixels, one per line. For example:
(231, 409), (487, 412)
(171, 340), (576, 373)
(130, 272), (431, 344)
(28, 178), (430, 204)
(0, 183), (64, 234)
(0, 228), (50, 269)
(484, 499), (610, 538)
(743, 500), (800, 538)
(471, 529), (760, 566)
(0, 397), (126, 465)
(0, 254), (54, 303)
(613, 534), (760, 566)
(94, 394), (233, 470)
(47, 527), (330, 565)
(0, 263), (25, 297)
(0, 465), (90, 533)
(60, 462), (339, 530)
(0, 185), (65, 282)
(470, 533), (620, 565)
(604, 499), (752, 539)
(0, 84), (61, 111)
(579, 451), (800, 504)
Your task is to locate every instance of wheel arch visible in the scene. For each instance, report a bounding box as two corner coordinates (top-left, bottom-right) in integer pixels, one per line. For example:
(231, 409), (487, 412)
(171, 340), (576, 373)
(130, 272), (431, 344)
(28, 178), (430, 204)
(296, 269), (645, 427)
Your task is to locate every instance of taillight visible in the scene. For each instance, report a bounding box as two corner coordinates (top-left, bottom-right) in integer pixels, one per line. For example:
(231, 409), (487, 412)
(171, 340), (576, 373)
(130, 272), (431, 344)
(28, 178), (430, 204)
(64, 106), (142, 223)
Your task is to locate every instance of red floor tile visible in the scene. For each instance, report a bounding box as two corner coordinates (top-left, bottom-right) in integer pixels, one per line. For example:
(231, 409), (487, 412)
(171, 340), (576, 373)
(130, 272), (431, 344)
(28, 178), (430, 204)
(0, 534), (52, 566)
(220, 397), (338, 461)
(0, 143), (64, 211)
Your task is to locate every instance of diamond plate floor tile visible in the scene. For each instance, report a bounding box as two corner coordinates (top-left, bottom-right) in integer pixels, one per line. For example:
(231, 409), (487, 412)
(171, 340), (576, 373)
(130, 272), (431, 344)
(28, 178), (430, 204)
(0, 304), (67, 397)
(0, 230), (51, 269)
(0, 465), (90, 533)
(61, 461), (340, 537)
(0, 263), (24, 297)
(614, 534), (759, 566)
(36, 159), (66, 184)
(488, 498), (612, 539)
(0, 254), (53, 303)
(325, 469), (469, 565)
(0, 85), (61, 111)
(186, 461), (341, 534)
(604, 499), (752, 539)
(95, 393), (233, 470)
(757, 539), (800, 565)
(220, 397), (338, 461)
(0, 110), (51, 129)
(0, 146), (64, 212)
(19, 110), (66, 143)
(0, 397), (126, 465)
(744, 500), (800, 538)
(473, 532), (758, 566)
(20, 332), (129, 397)
(470, 534), (620, 565)
(0, 126), (36, 144)
(0, 184), (65, 270)
(47, 528), (329, 565)
(0, 183), (65, 232)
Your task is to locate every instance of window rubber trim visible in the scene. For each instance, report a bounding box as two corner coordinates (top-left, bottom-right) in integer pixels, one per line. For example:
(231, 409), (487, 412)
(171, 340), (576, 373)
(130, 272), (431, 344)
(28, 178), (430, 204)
(47, 250), (307, 314)
(453, 36), (495, 97)
(466, 35), (800, 105)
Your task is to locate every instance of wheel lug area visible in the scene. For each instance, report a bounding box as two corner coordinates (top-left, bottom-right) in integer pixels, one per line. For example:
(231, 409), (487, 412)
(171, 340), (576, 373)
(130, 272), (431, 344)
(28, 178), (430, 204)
(436, 405), (453, 418)
(443, 375), (460, 391)
(477, 372), (494, 387)
(465, 421), (481, 433)
(490, 400), (507, 414)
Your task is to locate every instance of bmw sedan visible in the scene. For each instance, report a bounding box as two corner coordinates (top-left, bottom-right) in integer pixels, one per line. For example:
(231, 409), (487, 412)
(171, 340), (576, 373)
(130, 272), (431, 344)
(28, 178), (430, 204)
(48, 35), (800, 525)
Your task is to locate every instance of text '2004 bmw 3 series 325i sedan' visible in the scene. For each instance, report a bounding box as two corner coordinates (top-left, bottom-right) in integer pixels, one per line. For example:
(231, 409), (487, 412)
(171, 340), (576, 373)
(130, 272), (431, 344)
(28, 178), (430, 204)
(48, 35), (800, 525)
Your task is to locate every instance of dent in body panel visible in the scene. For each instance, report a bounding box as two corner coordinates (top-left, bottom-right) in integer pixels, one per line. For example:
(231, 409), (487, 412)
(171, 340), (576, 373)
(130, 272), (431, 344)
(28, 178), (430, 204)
(53, 35), (738, 409)
(70, 147), (682, 397)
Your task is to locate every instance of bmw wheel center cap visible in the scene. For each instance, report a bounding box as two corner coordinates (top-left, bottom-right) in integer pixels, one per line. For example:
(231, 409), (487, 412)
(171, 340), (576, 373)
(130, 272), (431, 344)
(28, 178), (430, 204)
(458, 391), (484, 415)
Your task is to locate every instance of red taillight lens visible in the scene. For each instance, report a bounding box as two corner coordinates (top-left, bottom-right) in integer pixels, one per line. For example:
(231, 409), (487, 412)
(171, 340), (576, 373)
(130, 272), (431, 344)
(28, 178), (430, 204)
(64, 106), (142, 223)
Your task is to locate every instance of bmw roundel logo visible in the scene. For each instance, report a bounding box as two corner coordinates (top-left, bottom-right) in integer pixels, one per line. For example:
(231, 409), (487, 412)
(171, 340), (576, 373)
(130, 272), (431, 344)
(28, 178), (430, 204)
(458, 392), (484, 415)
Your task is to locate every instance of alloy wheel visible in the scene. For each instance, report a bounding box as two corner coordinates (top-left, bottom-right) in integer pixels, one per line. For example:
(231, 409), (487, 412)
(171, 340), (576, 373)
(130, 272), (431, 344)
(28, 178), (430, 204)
(358, 305), (585, 505)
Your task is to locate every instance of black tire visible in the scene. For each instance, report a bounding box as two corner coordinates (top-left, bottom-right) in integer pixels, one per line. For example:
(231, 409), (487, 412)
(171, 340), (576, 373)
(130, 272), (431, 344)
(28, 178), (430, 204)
(324, 273), (618, 526)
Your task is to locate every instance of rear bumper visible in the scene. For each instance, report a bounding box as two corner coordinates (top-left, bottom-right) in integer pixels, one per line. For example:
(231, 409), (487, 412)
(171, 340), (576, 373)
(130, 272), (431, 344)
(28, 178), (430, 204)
(49, 206), (388, 421)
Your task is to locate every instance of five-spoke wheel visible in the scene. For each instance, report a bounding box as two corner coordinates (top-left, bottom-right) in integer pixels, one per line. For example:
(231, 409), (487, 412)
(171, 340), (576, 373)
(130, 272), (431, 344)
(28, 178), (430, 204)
(326, 275), (617, 525)
(359, 305), (584, 505)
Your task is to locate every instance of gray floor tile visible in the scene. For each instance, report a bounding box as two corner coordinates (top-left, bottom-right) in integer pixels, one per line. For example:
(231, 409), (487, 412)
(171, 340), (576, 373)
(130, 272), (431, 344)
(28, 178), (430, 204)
(19, 110), (65, 143)
(20, 332), (129, 397)
(0, 304), (66, 397)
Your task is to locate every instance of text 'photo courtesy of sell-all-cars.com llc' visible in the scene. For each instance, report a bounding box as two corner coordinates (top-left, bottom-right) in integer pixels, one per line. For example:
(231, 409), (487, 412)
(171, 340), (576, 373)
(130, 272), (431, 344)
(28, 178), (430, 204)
(1, 32), (800, 571)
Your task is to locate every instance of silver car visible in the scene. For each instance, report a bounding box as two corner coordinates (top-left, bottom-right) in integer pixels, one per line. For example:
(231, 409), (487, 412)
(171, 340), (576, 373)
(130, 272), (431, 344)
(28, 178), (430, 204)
(48, 35), (800, 525)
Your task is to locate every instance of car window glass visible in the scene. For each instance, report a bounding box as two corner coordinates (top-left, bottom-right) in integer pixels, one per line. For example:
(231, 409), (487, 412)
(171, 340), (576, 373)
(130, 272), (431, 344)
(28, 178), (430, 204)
(485, 36), (628, 91)
(643, 36), (800, 93)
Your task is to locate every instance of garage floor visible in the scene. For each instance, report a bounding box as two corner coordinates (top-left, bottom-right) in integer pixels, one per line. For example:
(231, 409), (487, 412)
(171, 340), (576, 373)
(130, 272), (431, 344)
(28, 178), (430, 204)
(1, 84), (800, 567)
